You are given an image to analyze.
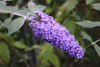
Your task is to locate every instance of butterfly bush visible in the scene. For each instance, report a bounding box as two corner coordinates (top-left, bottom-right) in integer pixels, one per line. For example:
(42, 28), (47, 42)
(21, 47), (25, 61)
(28, 10), (84, 59)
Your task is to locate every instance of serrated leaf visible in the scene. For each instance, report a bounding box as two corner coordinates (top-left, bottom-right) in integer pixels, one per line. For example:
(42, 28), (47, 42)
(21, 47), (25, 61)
(92, 3), (100, 10)
(7, 17), (25, 35)
(49, 53), (60, 67)
(28, 2), (46, 15)
(0, 42), (10, 63)
(86, 0), (94, 5)
(76, 20), (100, 28)
(94, 44), (100, 57)
(12, 41), (28, 49)
(81, 31), (92, 42)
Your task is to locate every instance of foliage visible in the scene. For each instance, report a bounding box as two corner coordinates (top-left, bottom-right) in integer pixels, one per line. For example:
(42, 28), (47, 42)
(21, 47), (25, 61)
(76, 20), (100, 28)
(38, 43), (60, 67)
(0, 42), (10, 63)
(0, 0), (100, 67)
(92, 3), (100, 10)
(7, 17), (25, 35)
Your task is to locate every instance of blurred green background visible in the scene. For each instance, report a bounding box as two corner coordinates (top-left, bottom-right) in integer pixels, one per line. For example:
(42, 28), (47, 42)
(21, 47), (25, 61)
(0, 0), (100, 67)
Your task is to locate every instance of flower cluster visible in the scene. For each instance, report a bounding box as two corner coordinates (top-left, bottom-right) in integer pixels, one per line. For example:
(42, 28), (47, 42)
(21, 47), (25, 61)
(28, 10), (84, 59)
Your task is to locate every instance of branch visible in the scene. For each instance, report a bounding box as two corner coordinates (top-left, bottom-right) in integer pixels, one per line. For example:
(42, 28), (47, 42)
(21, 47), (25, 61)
(0, 9), (27, 19)
(0, 37), (29, 67)
(91, 39), (100, 45)
(84, 39), (100, 49)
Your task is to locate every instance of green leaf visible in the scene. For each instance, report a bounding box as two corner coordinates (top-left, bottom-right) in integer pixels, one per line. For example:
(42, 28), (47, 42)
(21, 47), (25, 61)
(0, 20), (2, 26)
(7, 6), (18, 12)
(56, 0), (79, 22)
(0, 42), (10, 63)
(0, 1), (18, 12)
(0, 1), (27, 18)
(76, 20), (100, 28)
(38, 43), (53, 62)
(81, 31), (92, 42)
(45, 7), (52, 14)
(7, 17), (25, 35)
(0, 20), (1, 24)
(14, 9), (29, 17)
(2, 18), (11, 28)
(46, 0), (52, 4)
(62, 18), (80, 35)
(94, 44), (100, 57)
(0, 1), (14, 13)
(28, 2), (46, 15)
(62, 18), (84, 47)
(0, 1), (8, 11)
(25, 45), (43, 51)
(4, 0), (12, 1)
(92, 3), (100, 10)
(12, 41), (28, 49)
(56, 48), (64, 57)
(86, 0), (94, 5)
(63, 18), (76, 34)
(0, 33), (14, 44)
(61, 0), (78, 12)
(49, 53), (60, 67)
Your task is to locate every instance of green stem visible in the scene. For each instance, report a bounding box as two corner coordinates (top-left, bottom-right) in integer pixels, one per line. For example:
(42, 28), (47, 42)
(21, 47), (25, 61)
(84, 39), (100, 49)
(0, 9), (27, 19)
(91, 39), (100, 45)
(84, 44), (93, 49)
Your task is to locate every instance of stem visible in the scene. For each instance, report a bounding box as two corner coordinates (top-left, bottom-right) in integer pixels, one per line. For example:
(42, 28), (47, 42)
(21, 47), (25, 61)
(84, 39), (100, 49)
(0, 37), (29, 67)
(84, 44), (93, 49)
(0, 9), (27, 19)
(91, 39), (100, 45)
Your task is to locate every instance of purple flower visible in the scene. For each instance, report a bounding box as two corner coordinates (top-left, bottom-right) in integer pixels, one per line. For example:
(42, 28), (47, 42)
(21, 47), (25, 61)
(29, 10), (84, 59)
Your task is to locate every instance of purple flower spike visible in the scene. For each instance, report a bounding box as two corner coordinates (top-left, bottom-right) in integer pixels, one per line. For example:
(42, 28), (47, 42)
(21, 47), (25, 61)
(28, 15), (36, 21)
(29, 10), (84, 59)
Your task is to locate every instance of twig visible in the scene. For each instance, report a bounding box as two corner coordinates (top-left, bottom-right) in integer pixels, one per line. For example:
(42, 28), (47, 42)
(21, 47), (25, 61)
(84, 39), (100, 49)
(91, 39), (100, 45)
(0, 9), (27, 19)
(25, 45), (43, 51)
(0, 37), (29, 67)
